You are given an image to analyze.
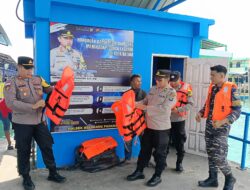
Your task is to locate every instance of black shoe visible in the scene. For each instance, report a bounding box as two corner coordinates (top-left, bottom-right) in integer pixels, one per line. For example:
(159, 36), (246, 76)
(7, 145), (14, 150)
(47, 172), (66, 183)
(223, 174), (236, 190)
(23, 176), (35, 190)
(176, 162), (183, 172)
(198, 171), (218, 187)
(146, 174), (162, 187)
(127, 170), (145, 181)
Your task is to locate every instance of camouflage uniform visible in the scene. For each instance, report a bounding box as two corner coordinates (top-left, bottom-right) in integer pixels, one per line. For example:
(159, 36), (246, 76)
(50, 46), (86, 75)
(199, 85), (241, 175)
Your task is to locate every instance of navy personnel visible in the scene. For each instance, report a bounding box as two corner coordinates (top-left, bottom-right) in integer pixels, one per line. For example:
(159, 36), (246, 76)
(196, 65), (241, 190)
(127, 70), (176, 187)
(169, 71), (194, 172)
(4, 57), (66, 190)
(50, 30), (86, 75)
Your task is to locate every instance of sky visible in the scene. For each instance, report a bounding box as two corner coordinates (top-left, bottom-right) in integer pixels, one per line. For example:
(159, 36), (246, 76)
(0, 1), (33, 61)
(0, 0), (250, 61)
(170, 0), (250, 58)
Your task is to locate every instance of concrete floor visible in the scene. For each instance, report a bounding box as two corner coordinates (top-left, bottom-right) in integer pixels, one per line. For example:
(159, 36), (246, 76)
(0, 139), (250, 190)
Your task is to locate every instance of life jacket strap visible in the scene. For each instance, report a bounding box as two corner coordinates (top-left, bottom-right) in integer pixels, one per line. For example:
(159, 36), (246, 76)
(123, 120), (146, 138)
(123, 112), (144, 130)
(55, 88), (69, 99)
(177, 90), (188, 96)
(125, 111), (135, 117)
(46, 101), (67, 118)
(123, 113), (145, 137)
(178, 100), (188, 106)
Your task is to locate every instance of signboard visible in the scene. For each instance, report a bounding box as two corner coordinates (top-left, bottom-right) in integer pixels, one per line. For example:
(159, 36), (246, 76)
(50, 23), (133, 132)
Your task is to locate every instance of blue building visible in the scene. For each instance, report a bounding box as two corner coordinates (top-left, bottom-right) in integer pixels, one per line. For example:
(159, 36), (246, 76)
(22, 0), (214, 168)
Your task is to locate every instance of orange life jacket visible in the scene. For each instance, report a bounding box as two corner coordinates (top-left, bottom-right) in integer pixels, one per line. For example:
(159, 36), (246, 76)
(79, 136), (118, 160)
(174, 81), (192, 117)
(75, 136), (119, 172)
(111, 89), (147, 142)
(203, 82), (237, 121)
(46, 66), (74, 125)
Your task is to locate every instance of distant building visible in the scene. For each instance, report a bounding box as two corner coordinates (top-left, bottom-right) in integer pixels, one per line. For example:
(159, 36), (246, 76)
(228, 58), (250, 97)
(0, 52), (17, 81)
(0, 24), (11, 46)
(0, 24), (16, 98)
(229, 58), (250, 74)
(199, 39), (249, 99)
(200, 39), (232, 58)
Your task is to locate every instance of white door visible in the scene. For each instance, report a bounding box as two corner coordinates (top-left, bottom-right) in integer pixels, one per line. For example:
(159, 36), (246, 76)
(184, 57), (229, 156)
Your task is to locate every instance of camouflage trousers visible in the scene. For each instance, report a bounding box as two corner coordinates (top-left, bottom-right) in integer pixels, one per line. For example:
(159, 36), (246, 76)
(205, 122), (231, 176)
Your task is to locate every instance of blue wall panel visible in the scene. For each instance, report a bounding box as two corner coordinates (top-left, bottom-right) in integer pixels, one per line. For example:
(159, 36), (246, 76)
(37, 129), (124, 168)
(170, 58), (185, 77)
(133, 32), (191, 91)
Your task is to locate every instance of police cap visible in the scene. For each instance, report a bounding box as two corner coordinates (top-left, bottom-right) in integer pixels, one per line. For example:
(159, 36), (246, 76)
(170, 71), (181, 82)
(59, 30), (74, 38)
(155, 69), (171, 78)
(18, 56), (34, 69)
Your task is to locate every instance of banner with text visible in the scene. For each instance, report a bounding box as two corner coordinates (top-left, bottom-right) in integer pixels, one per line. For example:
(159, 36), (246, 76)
(50, 23), (133, 133)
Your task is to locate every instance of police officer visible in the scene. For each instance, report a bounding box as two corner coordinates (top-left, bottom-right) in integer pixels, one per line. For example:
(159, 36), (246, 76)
(196, 65), (241, 190)
(127, 70), (176, 187)
(50, 30), (86, 76)
(4, 57), (66, 190)
(169, 71), (194, 172)
(124, 74), (146, 162)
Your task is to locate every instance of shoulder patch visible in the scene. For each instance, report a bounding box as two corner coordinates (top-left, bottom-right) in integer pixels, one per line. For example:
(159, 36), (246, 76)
(41, 77), (50, 88)
(4, 78), (14, 86)
(4, 82), (11, 87)
(168, 91), (176, 101)
(4, 82), (11, 91)
(233, 91), (240, 97)
(187, 89), (192, 96)
(232, 100), (241, 107)
(170, 91), (176, 97)
(168, 88), (176, 99)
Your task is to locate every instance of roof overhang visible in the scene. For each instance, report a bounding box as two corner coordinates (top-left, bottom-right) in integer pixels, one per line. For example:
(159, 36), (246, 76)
(201, 39), (227, 50)
(96, 0), (187, 11)
(23, 0), (214, 39)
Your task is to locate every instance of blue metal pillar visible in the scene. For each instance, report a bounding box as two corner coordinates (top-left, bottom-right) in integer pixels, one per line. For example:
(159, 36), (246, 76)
(240, 114), (250, 170)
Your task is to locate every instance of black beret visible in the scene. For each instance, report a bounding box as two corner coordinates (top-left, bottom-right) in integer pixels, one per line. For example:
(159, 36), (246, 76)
(155, 69), (171, 78)
(17, 56), (34, 69)
(59, 30), (74, 38)
(170, 71), (181, 82)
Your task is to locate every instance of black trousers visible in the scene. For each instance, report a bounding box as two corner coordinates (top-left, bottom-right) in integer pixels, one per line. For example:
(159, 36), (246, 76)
(170, 121), (187, 163)
(137, 128), (170, 176)
(13, 122), (56, 175)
